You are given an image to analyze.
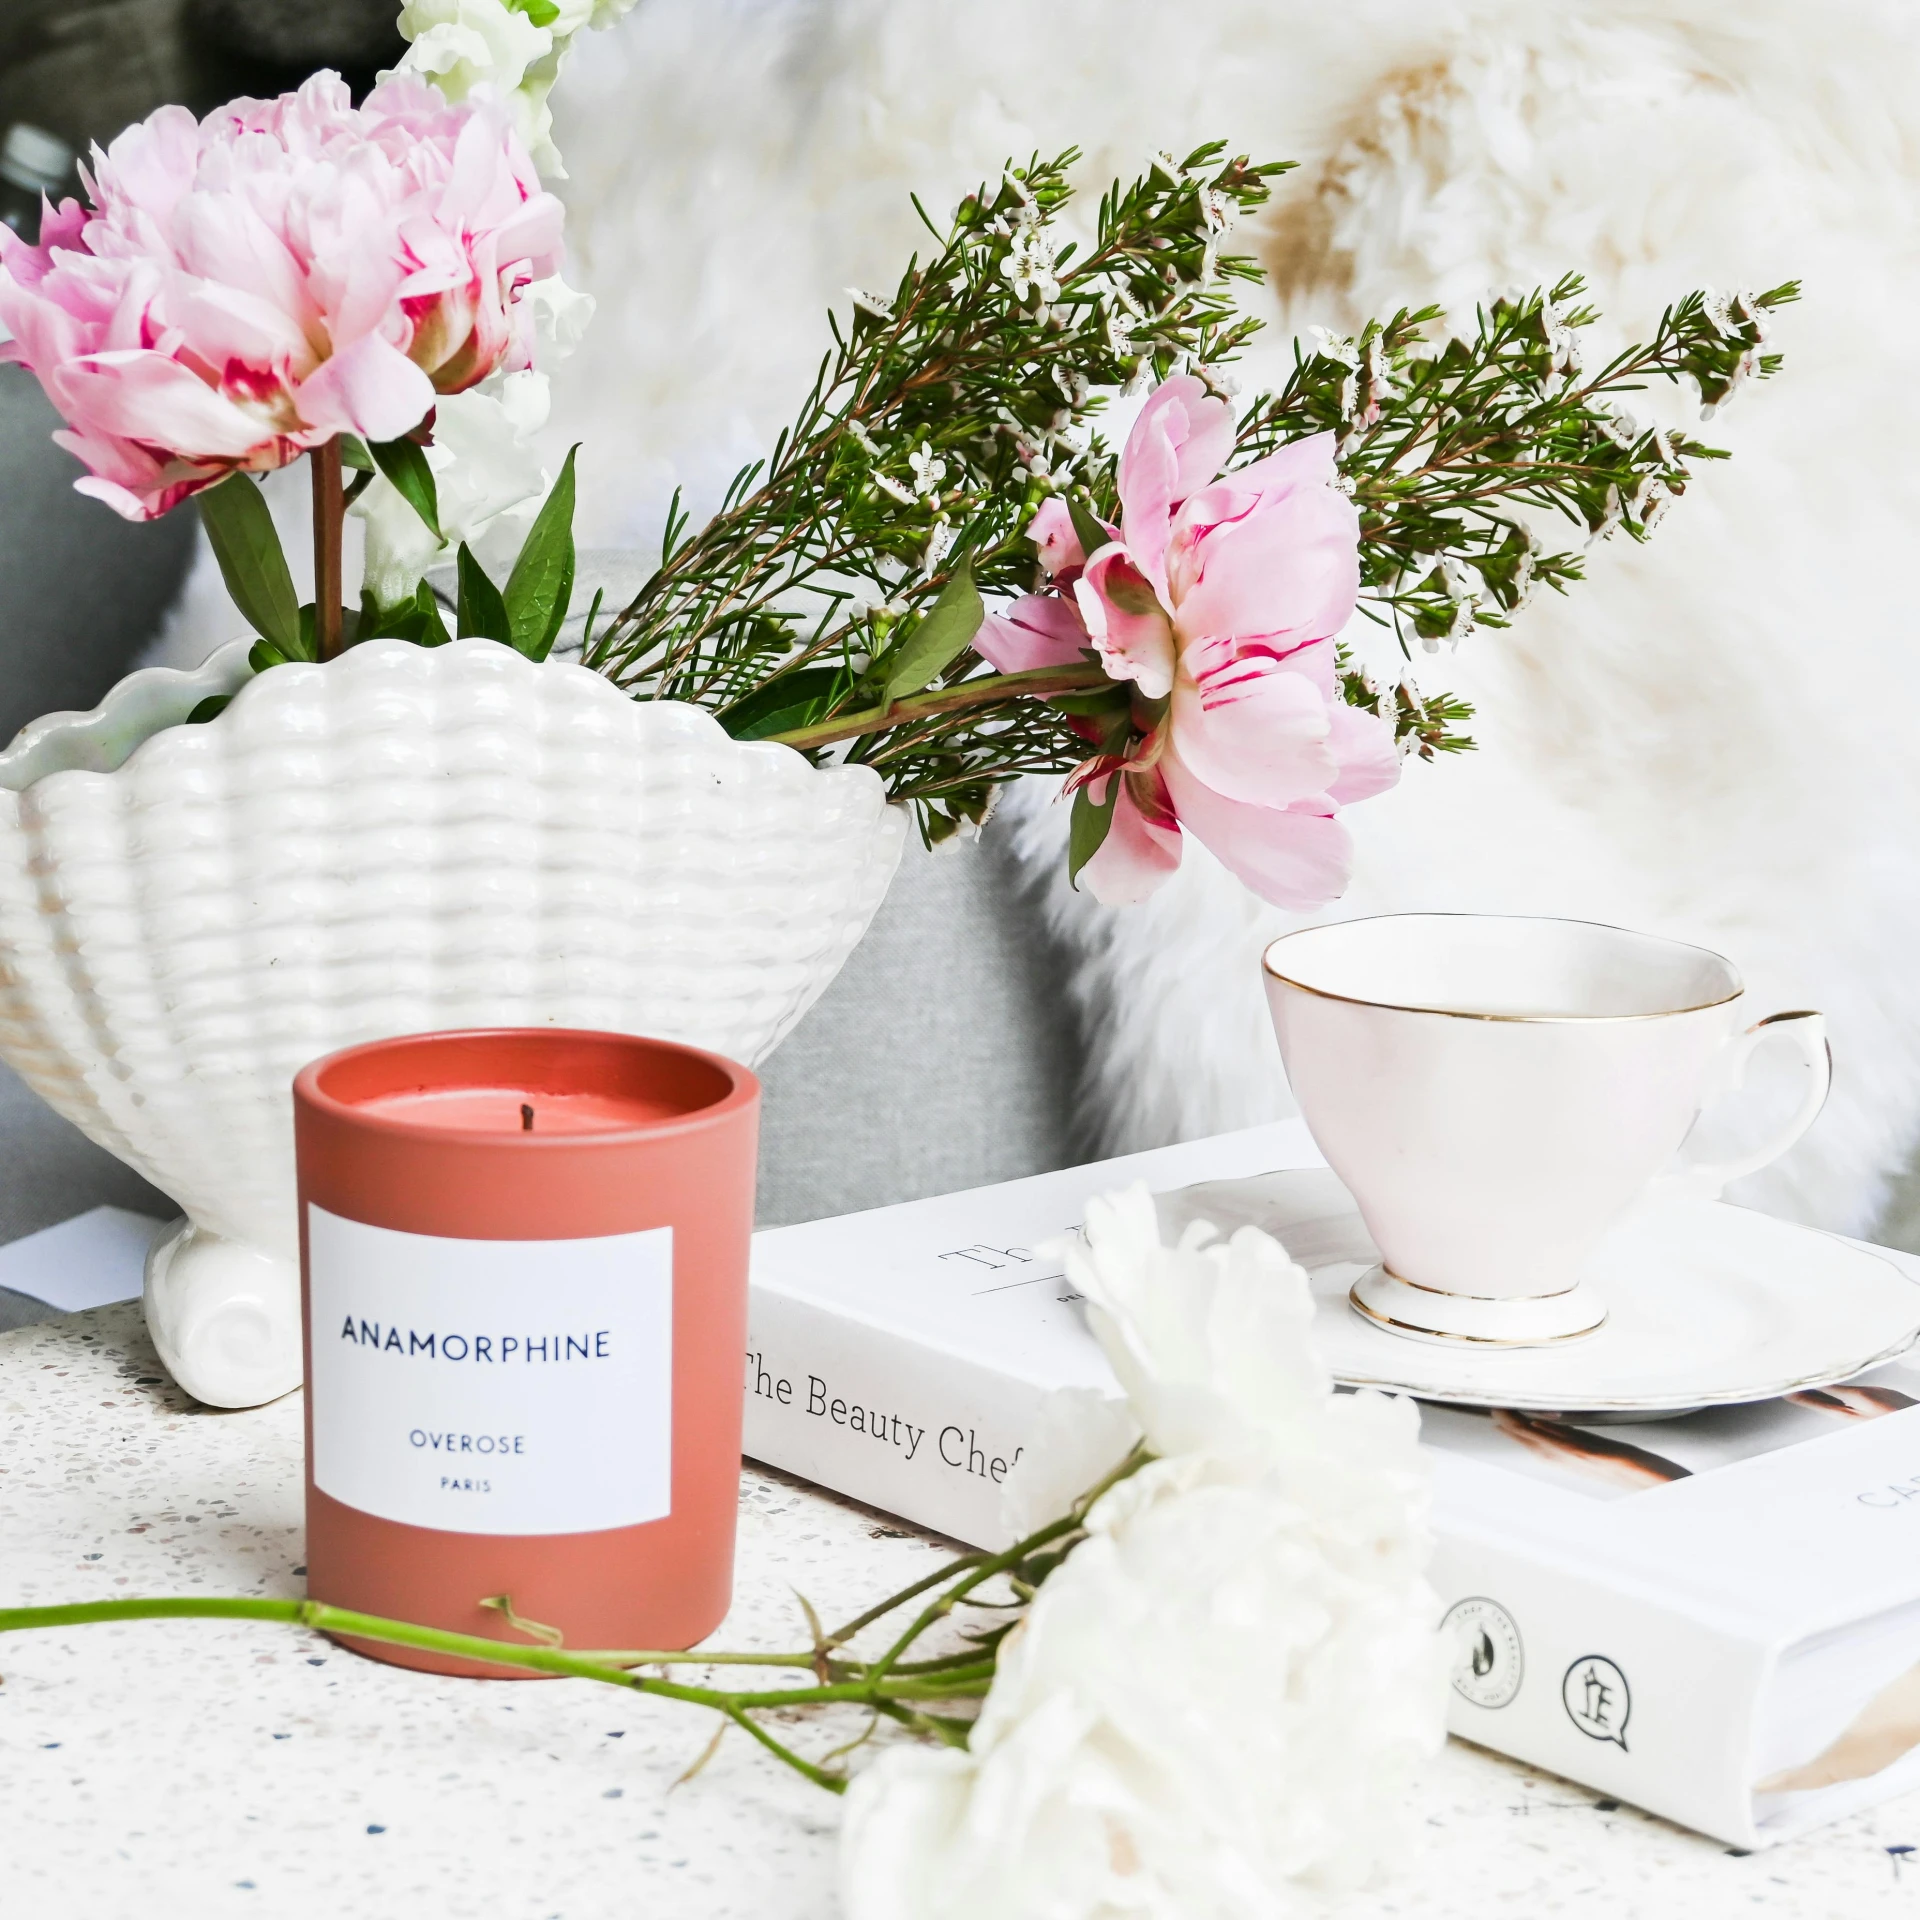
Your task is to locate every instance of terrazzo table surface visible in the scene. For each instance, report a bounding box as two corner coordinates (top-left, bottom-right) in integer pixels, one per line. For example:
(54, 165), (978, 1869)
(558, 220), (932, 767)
(4, 1305), (1919, 1920)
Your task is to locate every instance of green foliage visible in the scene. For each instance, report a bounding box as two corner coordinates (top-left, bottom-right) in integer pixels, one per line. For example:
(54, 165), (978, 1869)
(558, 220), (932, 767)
(502, 445), (577, 660)
(198, 474), (300, 656)
(1067, 774), (1119, 885)
(456, 543), (512, 644)
(360, 581), (452, 648)
(878, 555), (983, 705)
(586, 143), (1284, 843)
(1236, 275), (1798, 753)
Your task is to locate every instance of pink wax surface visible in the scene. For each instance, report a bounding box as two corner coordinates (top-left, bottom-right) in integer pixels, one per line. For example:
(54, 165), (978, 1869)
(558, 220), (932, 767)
(355, 1086), (685, 1135)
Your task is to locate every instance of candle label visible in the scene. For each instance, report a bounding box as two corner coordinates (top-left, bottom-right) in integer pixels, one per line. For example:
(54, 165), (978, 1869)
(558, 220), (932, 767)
(307, 1206), (673, 1536)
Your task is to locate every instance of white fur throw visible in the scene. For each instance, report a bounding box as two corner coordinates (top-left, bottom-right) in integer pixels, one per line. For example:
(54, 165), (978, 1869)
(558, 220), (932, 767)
(544, 0), (1920, 1237)
(159, 0), (1920, 1236)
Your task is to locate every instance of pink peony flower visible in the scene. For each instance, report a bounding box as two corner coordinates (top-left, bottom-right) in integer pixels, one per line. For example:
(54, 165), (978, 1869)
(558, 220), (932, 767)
(975, 375), (1398, 909)
(0, 72), (563, 520)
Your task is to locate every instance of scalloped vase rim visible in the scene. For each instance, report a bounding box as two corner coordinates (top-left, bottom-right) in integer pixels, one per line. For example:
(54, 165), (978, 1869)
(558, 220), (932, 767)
(0, 636), (840, 798)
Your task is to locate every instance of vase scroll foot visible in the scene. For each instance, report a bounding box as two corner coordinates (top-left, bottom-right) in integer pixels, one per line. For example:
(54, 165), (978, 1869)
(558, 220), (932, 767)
(143, 1220), (302, 1409)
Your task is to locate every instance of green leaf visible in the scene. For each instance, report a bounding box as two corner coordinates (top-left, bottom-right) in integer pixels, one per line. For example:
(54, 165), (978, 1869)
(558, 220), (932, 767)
(198, 474), (300, 655)
(503, 446), (578, 660)
(357, 583), (452, 648)
(338, 436), (375, 472)
(717, 666), (854, 741)
(506, 0), (560, 21)
(1066, 496), (1110, 561)
(1047, 685), (1130, 719)
(456, 544), (512, 644)
(1067, 775), (1119, 887)
(881, 555), (983, 705)
(185, 694), (233, 725)
(369, 436), (441, 542)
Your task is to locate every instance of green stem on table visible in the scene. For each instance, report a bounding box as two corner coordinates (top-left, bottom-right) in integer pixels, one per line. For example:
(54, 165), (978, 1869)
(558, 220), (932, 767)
(0, 1453), (1153, 1794)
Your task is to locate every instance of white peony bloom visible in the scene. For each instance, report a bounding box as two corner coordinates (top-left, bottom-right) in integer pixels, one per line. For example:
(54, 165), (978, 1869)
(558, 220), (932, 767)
(354, 370), (554, 608)
(842, 1186), (1446, 1920)
(996, 1386), (1138, 1543)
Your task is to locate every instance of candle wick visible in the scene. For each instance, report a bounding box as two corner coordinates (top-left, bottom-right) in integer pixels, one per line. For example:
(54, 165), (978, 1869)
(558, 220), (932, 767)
(521, 1103), (535, 1132)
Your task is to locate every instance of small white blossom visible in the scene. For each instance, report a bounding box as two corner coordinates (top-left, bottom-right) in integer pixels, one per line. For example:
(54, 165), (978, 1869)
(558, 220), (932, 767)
(872, 471), (916, 507)
(1632, 475), (1675, 533)
(1195, 183), (1237, 283)
(846, 420), (883, 460)
(1511, 544), (1536, 609)
(1597, 407), (1639, 451)
(907, 443), (947, 498)
(1148, 149), (1182, 182)
(1542, 300), (1583, 377)
(1308, 326), (1360, 370)
(1587, 482), (1624, 546)
(1001, 226), (1061, 308)
(921, 517), (956, 579)
(1359, 330), (1397, 426)
(1438, 555), (1480, 605)
(848, 286), (895, 321)
(1051, 366), (1090, 408)
(1701, 288), (1749, 340)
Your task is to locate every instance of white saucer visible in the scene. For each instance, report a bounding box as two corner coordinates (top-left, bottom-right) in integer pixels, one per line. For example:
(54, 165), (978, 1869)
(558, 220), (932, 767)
(1156, 1169), (1920, 1415)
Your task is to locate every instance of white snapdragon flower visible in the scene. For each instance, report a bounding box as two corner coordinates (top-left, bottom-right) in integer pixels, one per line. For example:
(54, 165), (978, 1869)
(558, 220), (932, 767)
(393, 0), (641, 176)
(841, 1189), (1446, 1920)
(354, 370), (554, 608)
(354, 271), (595, 607)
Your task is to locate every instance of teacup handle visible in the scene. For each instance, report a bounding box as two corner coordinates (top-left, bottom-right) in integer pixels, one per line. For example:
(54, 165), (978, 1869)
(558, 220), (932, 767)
(1656, 1010), (1832, 1202)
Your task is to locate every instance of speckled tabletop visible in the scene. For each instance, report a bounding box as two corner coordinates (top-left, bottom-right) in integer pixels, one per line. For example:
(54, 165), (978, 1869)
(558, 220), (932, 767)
(3, 1305), (1918, 1920)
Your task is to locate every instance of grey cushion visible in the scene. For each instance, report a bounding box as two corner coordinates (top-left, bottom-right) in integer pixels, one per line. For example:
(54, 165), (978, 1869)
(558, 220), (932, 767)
(0, 368), (197, 744)
(756, 820), (1085, 1225)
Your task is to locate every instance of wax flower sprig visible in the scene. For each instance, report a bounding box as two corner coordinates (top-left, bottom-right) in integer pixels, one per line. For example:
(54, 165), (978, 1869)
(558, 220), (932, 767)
(1236, 276), (1799, 669)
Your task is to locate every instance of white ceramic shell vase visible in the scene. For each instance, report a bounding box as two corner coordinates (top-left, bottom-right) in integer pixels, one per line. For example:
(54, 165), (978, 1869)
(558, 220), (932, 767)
(0, 639), (905, 1408)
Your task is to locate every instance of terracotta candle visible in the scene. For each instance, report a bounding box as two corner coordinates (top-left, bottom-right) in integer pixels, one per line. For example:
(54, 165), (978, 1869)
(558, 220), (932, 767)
(293, 1028), (759, 1677)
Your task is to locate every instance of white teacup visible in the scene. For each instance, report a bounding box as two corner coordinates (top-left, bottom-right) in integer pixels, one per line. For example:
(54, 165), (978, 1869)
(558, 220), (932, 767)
(1261, 914), (1831, 1346)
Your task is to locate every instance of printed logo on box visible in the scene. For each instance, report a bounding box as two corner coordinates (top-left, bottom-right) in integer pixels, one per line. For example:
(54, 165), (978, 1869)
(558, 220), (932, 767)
(307, 1206), (673, 1537)
(1444, 1596), (1525, 1710)
(1563, 1654), (1632, 1750)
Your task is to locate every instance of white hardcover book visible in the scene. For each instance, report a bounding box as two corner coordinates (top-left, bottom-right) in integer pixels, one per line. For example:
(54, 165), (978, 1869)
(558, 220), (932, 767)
(745, 1123), (1920, 1850)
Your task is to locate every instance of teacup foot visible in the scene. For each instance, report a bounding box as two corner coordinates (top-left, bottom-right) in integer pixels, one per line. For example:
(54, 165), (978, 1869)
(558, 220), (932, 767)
(1349, 1266), (1607, 1348)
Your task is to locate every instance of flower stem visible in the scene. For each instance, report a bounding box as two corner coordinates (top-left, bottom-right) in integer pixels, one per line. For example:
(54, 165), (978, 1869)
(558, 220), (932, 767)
(766, 661), (1109, 752)
(312, 438), (344, 660)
